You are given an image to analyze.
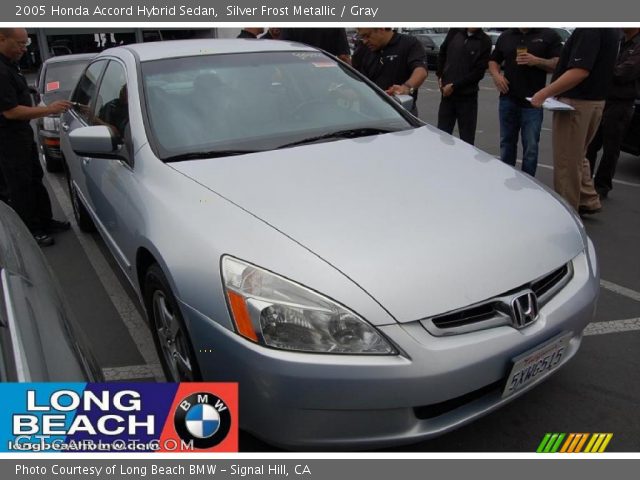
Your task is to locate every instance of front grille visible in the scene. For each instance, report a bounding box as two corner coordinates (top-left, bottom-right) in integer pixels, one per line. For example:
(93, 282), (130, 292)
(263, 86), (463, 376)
(531, 264), (569, 300)
(423, 262), (573, 335)
(430, 302), (497, 329)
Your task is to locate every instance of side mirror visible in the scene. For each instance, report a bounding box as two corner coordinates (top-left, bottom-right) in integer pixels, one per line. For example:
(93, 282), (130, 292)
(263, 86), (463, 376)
(68, 126), (124, 160)
(393, 94), (414, 112)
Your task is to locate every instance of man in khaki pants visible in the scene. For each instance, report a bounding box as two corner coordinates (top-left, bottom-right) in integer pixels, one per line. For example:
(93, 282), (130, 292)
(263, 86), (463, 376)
(531, 28), (619, 216)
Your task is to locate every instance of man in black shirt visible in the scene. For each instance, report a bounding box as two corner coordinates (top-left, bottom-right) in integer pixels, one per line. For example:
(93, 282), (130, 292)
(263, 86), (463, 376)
(281, 28), (351, 64)
(352, 28), (427, 115)
(586, 28), (640, 199)
(0, 28), (71, 246)
(436, 28), (492, 145)
(531, 28), (619, 215)
(489, 29), (562, 176)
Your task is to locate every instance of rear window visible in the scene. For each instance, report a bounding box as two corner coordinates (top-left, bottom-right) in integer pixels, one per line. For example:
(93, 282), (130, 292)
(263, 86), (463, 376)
(43, 60), (90, 93)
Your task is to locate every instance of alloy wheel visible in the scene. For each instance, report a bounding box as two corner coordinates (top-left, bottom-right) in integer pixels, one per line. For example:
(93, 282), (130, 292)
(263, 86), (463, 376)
(152, 290), (194, 381)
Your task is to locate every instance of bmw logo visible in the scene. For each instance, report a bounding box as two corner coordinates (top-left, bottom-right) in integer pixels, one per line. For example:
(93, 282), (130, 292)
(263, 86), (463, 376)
(174, 392), (232, 449)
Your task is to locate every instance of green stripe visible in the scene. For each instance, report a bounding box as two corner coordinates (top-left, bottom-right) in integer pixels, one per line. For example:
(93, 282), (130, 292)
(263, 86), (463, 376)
(550, 433), (566, 453)
(544, 433), (559, 453)
(537, 433), (552, 453)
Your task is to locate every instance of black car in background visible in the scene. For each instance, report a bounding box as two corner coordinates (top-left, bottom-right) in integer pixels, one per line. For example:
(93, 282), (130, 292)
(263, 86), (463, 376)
(413, 33), (447, 70)
(0, 202), (102, 381)
(33, 53), (95, 172)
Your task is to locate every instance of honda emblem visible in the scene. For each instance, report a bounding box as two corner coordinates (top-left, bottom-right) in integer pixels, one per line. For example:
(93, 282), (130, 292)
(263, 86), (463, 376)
(510, 291), (539, 328)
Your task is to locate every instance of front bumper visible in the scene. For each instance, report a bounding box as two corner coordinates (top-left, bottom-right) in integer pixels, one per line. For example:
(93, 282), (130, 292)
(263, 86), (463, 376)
(185, 243), (598, 449)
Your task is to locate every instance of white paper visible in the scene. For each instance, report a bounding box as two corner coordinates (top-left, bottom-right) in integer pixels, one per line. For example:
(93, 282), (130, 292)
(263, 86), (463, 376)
(526, 97), (575, 111)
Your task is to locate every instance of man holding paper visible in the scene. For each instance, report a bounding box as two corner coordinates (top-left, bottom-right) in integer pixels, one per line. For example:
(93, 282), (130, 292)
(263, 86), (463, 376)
(489, 28), (562, 176)
(530, 28), (619, 215)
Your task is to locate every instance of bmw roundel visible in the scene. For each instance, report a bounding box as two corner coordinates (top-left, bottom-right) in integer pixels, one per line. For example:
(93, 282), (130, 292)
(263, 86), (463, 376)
(174, 392), (231, 449)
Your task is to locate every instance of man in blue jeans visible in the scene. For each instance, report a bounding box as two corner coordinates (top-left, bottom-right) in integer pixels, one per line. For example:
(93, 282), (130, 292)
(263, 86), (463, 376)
(489, 29), (562, 176)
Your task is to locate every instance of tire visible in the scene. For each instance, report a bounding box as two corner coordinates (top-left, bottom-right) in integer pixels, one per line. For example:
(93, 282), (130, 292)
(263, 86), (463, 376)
(144, 264), (201, 382)
(64, 162), (96, 232)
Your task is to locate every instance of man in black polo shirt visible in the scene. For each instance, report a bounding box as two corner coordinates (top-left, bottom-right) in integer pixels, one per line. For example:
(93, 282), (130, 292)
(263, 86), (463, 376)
(0, 28), (71, 246)
(586, 28), (640, 199)
(436, 28), (492, 145)
(489, 28), (562, 176)
(352, 28), (428, 115)
(531, 28), (619, 215)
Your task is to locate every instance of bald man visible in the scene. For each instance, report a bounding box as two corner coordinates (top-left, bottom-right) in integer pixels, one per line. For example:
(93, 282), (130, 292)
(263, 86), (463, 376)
(0, 28), (72, 246)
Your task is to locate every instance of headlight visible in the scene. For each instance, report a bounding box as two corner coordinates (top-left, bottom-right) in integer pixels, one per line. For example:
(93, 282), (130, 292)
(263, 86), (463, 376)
(42, 116), (60, 132)
(221, 256), (396, 355)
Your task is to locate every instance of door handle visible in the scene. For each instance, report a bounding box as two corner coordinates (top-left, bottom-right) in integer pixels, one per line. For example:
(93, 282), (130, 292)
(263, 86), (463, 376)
(61, 122), (69, 131)
(82, 157), (91, 166)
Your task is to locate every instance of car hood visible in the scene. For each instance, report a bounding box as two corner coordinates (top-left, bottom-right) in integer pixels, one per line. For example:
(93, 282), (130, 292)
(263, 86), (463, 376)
(172, 126), (585, 322)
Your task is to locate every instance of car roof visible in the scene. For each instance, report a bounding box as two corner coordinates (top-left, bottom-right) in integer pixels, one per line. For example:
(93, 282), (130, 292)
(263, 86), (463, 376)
(109, 39), (317, 62)
(44, 53), (97, 64)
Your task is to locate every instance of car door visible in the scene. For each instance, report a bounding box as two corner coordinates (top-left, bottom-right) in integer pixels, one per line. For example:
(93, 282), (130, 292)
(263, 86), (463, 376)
(80, 59), (139, 273)
(61, 59), (108, 213)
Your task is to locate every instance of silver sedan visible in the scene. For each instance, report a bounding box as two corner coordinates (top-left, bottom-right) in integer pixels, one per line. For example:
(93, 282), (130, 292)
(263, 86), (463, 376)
(60, 39), (598, 448)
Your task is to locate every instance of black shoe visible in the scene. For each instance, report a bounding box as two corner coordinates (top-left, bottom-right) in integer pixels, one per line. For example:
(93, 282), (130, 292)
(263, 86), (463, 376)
(34, 233), (55, 247)
(578, 206), (602, 217)
(46, 219), (71, 233)
(596, 188), (609, 199)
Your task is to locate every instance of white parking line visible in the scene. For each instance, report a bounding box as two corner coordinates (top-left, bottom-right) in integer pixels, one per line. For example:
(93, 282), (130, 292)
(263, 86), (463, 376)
(45, 172), (165, 382)
(600, 279), (640, 303)
(584, 317), (640, 336)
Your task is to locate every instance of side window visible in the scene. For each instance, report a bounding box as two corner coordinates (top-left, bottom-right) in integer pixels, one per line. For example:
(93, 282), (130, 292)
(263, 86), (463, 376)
(71, 60), (107, 123)
(94, 61), (129, 138)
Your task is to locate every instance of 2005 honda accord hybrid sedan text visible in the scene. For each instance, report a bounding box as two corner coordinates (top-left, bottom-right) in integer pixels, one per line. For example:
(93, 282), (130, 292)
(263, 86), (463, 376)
(60, 39), (598, 449)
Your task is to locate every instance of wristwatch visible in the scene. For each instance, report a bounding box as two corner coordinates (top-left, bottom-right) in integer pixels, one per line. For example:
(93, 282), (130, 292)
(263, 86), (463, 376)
(403, 83), (415, 95)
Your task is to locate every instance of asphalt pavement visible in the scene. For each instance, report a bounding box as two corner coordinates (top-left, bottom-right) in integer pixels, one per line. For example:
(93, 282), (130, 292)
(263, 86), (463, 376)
(38, 75), (640, 451)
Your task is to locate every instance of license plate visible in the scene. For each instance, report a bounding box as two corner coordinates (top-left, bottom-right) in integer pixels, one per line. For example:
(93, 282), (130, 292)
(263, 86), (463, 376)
(502, 333), (571, 398)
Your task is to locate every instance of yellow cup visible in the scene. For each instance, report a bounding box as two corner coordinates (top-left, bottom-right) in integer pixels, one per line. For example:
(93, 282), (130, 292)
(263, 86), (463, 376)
(516, 46), (528, 55)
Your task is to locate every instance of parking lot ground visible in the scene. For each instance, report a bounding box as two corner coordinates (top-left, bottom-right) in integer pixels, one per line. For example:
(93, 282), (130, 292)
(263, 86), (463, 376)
(42, 173), (163, 382)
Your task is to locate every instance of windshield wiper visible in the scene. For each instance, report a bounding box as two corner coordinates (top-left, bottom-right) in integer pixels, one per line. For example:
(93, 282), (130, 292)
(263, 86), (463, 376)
(276, 127), (397, 150)
(164, 150), (258, 162)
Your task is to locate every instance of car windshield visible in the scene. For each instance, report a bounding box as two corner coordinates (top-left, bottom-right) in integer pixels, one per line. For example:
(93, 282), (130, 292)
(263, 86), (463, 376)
(554, 28), (571, 42)
(141, 51), (417, 161)
(430, 35), (446, 48)
(43, 60), (90, 94)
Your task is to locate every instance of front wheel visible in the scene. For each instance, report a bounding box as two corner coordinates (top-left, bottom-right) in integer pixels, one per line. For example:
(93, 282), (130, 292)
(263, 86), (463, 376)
(144, 264), (201, 382)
